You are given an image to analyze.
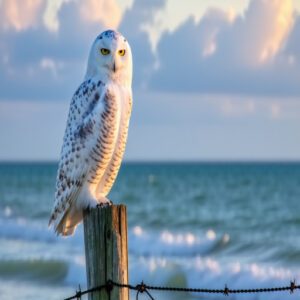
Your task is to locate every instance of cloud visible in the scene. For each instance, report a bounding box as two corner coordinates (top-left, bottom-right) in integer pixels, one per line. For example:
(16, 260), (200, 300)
(221, 0), (294, 66)
(252, 0), (293, 63)
(0, 0), (299, 101)
(0, 0), (44, 31)
(43, 0), (67, 32)
(0, 0), (122, 100)
(151, 0), (300, 96)
(120, 0), (167, 88)
(0, 0), (166, 100)
(79, 0), (121, 29)
(0, 0), (122, 32)
(284, 15), (300, 61)
(39, 57), (63, 78)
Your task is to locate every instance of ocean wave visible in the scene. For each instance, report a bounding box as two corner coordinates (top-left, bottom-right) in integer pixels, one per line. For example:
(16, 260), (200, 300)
(0, 259), (68, 284)
(0, 217), (83, 246)
(126, 226), (300, 299)
(0, 219), (299, 300)
(1, 252), (298, 300)
(128, 226), (230, 257)
(0, 217), (229, 258)
(0, 218), (55, 243)
(129, 256), (300, 300)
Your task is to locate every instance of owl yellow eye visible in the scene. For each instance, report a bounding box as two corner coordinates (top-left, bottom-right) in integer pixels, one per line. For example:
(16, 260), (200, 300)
(100, 48), (110, 55)
(118, 49), (126, 56)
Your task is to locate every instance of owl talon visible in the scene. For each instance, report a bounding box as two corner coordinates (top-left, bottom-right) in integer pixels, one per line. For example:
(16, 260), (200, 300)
(97, 200), (113, 208)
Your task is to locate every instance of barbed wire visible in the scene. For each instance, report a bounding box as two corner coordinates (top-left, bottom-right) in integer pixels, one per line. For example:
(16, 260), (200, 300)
(65, 279), (299, 300)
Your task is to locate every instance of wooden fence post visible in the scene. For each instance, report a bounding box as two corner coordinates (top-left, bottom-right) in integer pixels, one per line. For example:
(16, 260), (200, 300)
(83, 205), (129, 300)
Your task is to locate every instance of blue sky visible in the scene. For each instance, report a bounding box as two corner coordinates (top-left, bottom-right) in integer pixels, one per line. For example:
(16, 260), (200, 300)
(0, 0), (299, 161)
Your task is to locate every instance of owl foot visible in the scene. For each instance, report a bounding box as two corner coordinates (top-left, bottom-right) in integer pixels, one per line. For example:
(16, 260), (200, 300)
(96, 202), (112, 208)
(96, 198), (113, 208)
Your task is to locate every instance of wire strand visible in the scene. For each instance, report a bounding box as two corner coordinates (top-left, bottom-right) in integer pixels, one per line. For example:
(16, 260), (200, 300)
(64, 279), (299, 300)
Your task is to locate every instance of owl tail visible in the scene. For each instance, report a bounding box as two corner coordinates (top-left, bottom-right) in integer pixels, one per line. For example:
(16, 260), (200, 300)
(49, 205), (83, 236)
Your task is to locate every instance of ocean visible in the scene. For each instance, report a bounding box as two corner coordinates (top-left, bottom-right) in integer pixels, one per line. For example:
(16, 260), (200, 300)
(0, 162), (299, 300)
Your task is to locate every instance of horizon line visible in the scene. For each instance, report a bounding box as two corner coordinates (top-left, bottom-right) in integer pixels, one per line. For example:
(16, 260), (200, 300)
(0, 159), (300, 164)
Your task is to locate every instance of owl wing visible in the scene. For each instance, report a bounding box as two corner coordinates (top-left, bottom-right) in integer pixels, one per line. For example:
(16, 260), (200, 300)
(49, 79), (118, 235)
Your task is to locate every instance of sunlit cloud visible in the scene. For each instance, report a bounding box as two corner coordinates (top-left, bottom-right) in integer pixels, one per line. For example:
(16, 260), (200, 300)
(0, 0), (44, 31)
(43, 0), (69, 32)
(150, 0), (300, 96)
(0, 0), (122, 33)
(79, 0), (122, 29)
(200, 8), (236, 58)
(244, 0), (294, 65)
(0, 0), (299, 99)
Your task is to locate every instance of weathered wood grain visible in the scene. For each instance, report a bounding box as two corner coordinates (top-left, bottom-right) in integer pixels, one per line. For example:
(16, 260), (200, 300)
(83, 205), (128, 300)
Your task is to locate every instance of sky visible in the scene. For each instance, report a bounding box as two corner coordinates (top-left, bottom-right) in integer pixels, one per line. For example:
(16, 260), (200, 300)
(0, 0), (300, 161)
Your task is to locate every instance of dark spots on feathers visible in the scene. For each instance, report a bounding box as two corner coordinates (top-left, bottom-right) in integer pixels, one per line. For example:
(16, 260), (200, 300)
(82, 98), (98, 119)
(59, 172), (64, 180)
(76, 119), (94, 139)
(66, 178), (71, 187)
(100, 30), (120, 40)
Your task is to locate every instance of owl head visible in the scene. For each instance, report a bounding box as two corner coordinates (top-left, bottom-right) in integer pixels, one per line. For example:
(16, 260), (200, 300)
(85, 30), (132, 86)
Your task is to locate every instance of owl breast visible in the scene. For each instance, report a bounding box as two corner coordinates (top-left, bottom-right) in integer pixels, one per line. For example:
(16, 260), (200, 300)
(90, 85), (132, 198)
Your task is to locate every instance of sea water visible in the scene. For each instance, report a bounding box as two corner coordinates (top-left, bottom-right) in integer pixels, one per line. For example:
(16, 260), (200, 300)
(0, 162), (299, 299)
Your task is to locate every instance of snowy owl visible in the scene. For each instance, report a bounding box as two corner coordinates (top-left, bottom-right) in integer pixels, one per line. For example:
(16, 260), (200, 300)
(49, 30), (132, 236)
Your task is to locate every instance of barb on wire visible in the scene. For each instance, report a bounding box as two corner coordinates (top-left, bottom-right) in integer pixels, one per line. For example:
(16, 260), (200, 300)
(75, 285), (81, 300)
(290, 280), (296, 294)
(136, 281), (155, 300)
(65, 279), (300, 300)
(223, 284), (229, 296)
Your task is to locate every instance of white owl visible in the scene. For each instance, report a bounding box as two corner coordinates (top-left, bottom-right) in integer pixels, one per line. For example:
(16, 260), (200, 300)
(49, 30), (133, 236)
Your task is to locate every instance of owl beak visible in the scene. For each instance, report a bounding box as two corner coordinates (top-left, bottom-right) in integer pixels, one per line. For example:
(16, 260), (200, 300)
(113, 61), (116, 73)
